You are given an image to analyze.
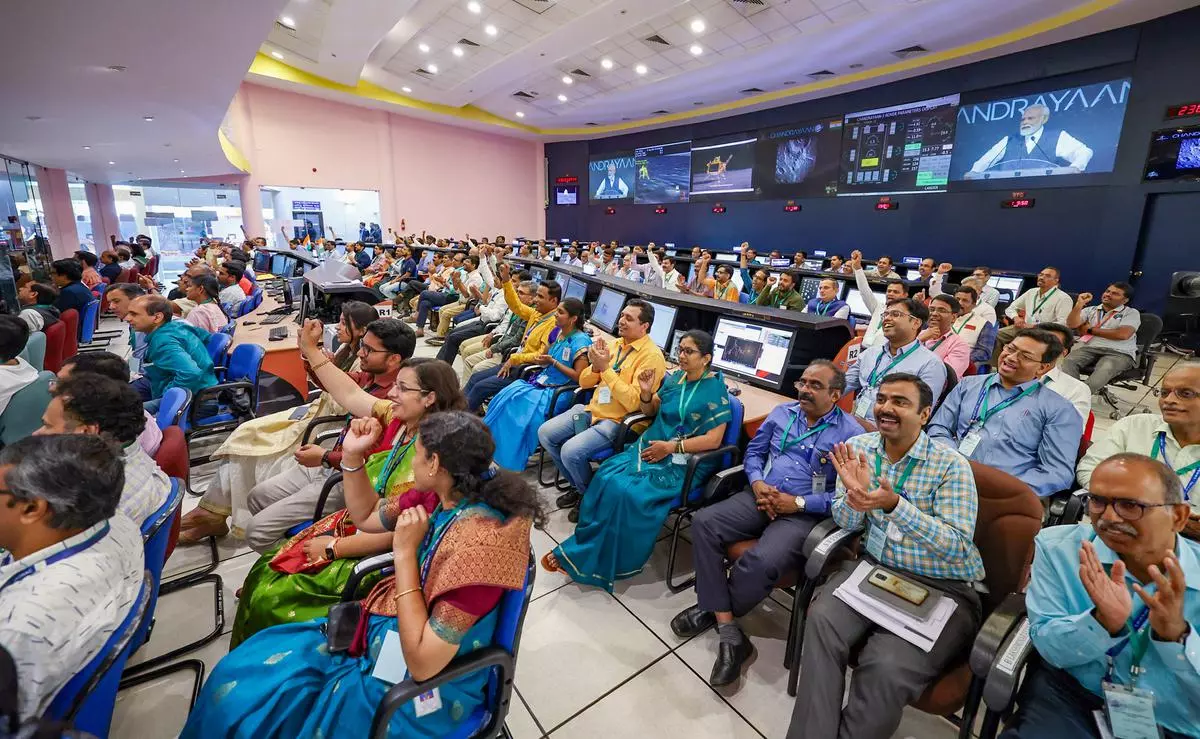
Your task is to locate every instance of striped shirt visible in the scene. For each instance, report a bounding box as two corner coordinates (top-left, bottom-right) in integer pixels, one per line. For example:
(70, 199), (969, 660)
(832, 432), (985, 582)
(121, 443), (172, 528)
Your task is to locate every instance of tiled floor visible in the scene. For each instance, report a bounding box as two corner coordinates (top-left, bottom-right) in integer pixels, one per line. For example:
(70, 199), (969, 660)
(106, 321), (1175, 738)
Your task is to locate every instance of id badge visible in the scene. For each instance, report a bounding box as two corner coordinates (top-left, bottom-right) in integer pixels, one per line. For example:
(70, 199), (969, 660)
(886, 521), (904, 543)
(853, 393), (872, 418)
(811, 473), (826, 494)
(958, 430), (983, 458)
(1101, 682), (1161, 739)
(865, 522), (887, 559)
(413, 687), (443, 718)
(597, 386), (613, 405)
(671, 453), (688, 465)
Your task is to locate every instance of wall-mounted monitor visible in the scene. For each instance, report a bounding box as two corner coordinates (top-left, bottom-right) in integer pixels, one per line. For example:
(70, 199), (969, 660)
(588, 152), (636, 201)
(756, 117), (844, 198)
(690, 135), (758, 199)
(645, 300), (678, 350)
(1144, 124), (1200, 183)
(634, 141), (692, 204)
(952, 77), (1132, 182)
(710, 316), (798, 391)
(564, 276), (587, 303)
(554, 186), (578, 205)
(838, 94), (960, 196)
(591, 286), (626, 334)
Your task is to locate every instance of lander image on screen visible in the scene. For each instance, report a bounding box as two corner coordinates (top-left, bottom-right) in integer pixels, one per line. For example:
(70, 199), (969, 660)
(775, 136), (818, 184)
(1179, 137), (1200, 169)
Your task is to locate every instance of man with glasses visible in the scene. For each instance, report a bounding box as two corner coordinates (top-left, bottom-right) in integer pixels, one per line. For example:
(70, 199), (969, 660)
(998, 454), (1200, 739)
(951, 283), (998, 364)
(969, 266), (1002, 307)
(672, 361), (864, 687)
(928, 328), (1082, 496)
(994, 266), (1073, 365)
(179, 318), (415, 548)
(845, 298), (946, 421)
(919, 294), (971, 379)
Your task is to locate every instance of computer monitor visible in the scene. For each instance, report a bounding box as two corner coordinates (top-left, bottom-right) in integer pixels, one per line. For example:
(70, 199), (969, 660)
(813, 250), (827, 257)
(665, 249), (677, 257)
(798, 276), (823, 303)
(846, 287), (884, 318)
(564, 276), (587, 303)
(800, 259), (825, 271)
(667, 329), (686, 363)
(276, 255), (298, 278)
(270, 253), (288, 276)
(583, 263), (597, 276)
(987, 275), (1025, 302)
(770, 258), (791, 268)
(530, 266), (549, 284)
(905, 269), (923, 281)
(253, 251), (271, 273)
(555, 272), (569, 292)
(715, 253), (738, 263)
(902, 256), (922, 266)
(710, 316), (797, 391)
(559, 238), (571, 245)
(645, 301), (677, 350)
(554, 247), (562, 258)
(591, 286), (626, 334)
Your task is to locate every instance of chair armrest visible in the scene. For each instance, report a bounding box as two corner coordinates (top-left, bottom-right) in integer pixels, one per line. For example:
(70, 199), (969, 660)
(802, 518), (842, 558)
(546, 383), (580, 421)
(803, 526), (861, 580)
(187, 381), (255, 423)
(611, 413), (650, 453)
(340, 552), (395, 601)
(979, 595), (1033, 715)
(969, 592), (1027, 678)
(370, 648), (513, 739)
(517, 364), (540, 380)
(312, 473), (344, 521)
(702, 465), (747, 506)
(302, 415), (349, 445)
(683, 445), (743, 504)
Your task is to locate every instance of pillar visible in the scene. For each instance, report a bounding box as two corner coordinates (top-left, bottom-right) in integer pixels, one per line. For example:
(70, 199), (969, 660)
(238, 173), (266, 241)
(84, 182), (122, 250)
(34, 166), (80, 258)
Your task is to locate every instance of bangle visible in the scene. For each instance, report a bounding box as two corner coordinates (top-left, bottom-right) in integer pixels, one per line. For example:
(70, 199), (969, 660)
(395, 587), (423, 600)
(309, 356), (331, 372)
(640, 393), (652, 403)
(340, 461), (365, 474)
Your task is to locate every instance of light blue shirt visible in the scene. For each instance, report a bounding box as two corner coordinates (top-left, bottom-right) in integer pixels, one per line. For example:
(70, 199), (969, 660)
(927, 373), (1081, 496)
(1026, 524), (1200, 735)
(844, 339), (947, 421)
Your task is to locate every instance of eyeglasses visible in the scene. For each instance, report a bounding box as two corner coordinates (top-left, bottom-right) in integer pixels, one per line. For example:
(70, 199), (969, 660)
(794, 379), (828, 391)
(1161, 387), (1200, 401)
(880, 310), (916, 320)
(396, 383), (428, 394)
(928, 306), (955, 316)
(1081, 493), (1174, 522)
(677, 346), (701, 357)
(358, 345), (392, 356)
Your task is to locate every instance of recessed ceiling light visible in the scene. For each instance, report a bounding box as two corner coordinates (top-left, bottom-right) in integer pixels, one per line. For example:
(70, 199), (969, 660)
(557, 93), (568, 102)
(467, 1), (481, 13)
(427, 63), (438, 73)
(849, 63), (864, 69)
(106, 65), (127, 73)
(143, 115), (155, 122)
(561, 75), (573, 84)
(485, 24), (497, 36)
(402, 86), (412, 93)
(418, 43), (429, 53)
(635, 64), (648, 75)
(180, 170), (186, 174)
(600, 58), (614, 70)
(690, 18), (706, 33)
(108, 161), (115, 165)
(452, 46), (464, 57)
(82, 146), (91, 150)
(25, 116), (41, 121)
(689, 44), (703, 56)
(279, 15), (295, 28)
(271, 51), (284, 60)
(173, 159), (179, 163)
(516, 111), (525, 118)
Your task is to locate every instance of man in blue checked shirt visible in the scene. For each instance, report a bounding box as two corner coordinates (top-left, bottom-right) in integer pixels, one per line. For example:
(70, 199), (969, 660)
(844, 297), (947, 421)
(999, 454), (1200, 739)
(788, 373), (985, 739)
(671, 361), (865, 687)
(927, 327), (1082, 496)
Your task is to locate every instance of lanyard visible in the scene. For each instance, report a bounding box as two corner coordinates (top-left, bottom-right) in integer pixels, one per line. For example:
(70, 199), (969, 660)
(779, 411), (832, 456)
(1104, 607), (1152, 686)
(1092, 306), (1124, 330)
(374, 430), (418, 496)
(867, 343), (920, 387)
(951, 315), (969, 334)
(816, 301), (834, 316)
(969, 377), (1041, 429)
(928, 336), (948, 352)
(773, 290), (793, 307)
(417, 501), (471, 584)
(522, 312), (554, 342)
(0, 522), (110, 595)
(1151, 432), (1200, 500)
(873, 454), (919, 495)
(676, 374), (703, 434)
(1030, 287), (1058, 316)
(612, 343), (633, 373)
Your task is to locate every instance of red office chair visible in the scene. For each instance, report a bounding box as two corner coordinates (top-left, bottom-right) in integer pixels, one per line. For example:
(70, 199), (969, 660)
(59, 309), (79, 360)
(42, 321), (67, 373)
(153, 426), (190, 561)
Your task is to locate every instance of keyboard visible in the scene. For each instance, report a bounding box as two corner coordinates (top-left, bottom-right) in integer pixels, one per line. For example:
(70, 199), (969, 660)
(269, 326), (289, 341)
(261, 314), (289, 325)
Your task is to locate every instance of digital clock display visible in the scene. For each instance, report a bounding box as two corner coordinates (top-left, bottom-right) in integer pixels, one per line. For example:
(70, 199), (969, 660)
(711, 205), (726, 214)
(783, 201), (801, 212)
(1001, 198), (1036, 209)
(874, 202), (899, 211)
(653, 205), (668, 215)
(1166, 102), (1200, 119)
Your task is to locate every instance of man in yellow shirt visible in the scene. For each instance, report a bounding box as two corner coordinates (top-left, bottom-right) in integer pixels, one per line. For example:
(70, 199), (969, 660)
(539, 299), (667, 520)
(464, 261), (560, 411)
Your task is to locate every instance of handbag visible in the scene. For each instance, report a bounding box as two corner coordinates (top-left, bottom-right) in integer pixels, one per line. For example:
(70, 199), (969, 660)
(324, 601), (369, 655)
(269, 509), (356, 575)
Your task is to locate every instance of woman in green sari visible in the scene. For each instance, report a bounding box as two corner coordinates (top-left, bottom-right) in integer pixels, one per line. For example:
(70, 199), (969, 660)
(231, 357), (467, 645)
(544, 330), (732, 592)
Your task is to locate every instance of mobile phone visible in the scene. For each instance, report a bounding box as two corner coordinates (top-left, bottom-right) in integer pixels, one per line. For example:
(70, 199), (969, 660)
(868, 569), (928, 606)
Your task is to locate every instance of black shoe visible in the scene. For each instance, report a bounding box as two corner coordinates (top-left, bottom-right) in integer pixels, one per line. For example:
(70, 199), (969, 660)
(709, 638), (754, 687)
(567, 506), (580, 524)
(670, 605), (716, 638)
(556, 490), (581, 509)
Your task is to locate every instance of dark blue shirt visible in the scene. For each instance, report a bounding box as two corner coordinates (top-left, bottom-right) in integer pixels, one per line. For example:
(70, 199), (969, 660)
(743, 404), (864, 515)
(98, 263), (121, 282)
(53, 281), (94, 323)
(355, 251), (372, 270)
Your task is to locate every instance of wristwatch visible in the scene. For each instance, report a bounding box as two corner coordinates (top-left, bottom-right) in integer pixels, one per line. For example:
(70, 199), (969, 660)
(321, 450), (332, 470)
(324, 539), (338, 561)
(794, 496), (806, 512)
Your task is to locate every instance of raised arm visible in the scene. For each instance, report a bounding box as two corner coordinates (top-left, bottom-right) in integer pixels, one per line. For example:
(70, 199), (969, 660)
(297, 319), (379, 418)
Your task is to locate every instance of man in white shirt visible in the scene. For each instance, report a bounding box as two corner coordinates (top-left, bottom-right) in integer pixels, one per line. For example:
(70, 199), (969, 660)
(1039, 322), (1094, 422)
(429, 254), (490, 342)
(995, 265), (1073, 364)
(951, 283), (998, 365)
(659, 255), (684, 292)
(867, 255), (901, 280)
(217, 260), (248, 314)
(0, 434), (144, 723)
(968, 266), (1002, 307)
(853, 260), (911, 348)
(1063, 282), (1141, 394)
(0, 315), (39, 417)
(966, 103), (1093, 176)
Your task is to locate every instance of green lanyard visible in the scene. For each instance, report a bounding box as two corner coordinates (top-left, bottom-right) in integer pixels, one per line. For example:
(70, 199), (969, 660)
(866, 343), (920, 387)
(612, 344), (633, 373)
(873, 454), (919, 495)
(676, 374), (703, 433)
(374, 431), (417, 496)
(1030, 287), (1058, 316)
(928, 336), (947, 352)
(951, 316), (968, 334)
(773, 290), (793, 307)
(779, 412), (831, 455)
(973, 377), (1041, 428)
(522, 312), (554, 342)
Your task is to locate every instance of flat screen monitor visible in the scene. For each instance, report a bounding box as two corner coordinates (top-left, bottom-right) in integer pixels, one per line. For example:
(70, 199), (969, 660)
(813, 250), (827, 257)
(902, 256), (922, 266)
(559, 238), (571, 244)
(711, 317), (797, 390)
(756, 117), (844, 198)
(665, 249), (677, 257)
(591, 286), (626, 334)
(667, 329), (686, 363)
(564, 276), (587, 303)
(253, 251), (271, 273)
(846, 287), (884, 318)
(555, 272), (569, 292)
(645, 301), (677, 350)
(800, 259), (825, 271)
(770, 258), (791, 267)
(987, 275), (1026, 302)
(270, 253), (288, 276)
(1144, 124), (1200, 182)
(715, 253), (738, 263)
(554, 186), (578, 205)
(838, 94), (960, 196)
(530, 266), (549, 284)
(798, 276), (822, 303)
(905, 269), (923, 281)
(583, 263), (597, 276)
(589, 152), (636, 202)
(633, 140), (692, 204)
(690, 135), (757, 198)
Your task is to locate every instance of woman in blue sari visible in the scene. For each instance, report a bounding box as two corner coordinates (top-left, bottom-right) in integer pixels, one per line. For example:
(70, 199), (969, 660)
(180, 411), (540, 739)
(484, 296), (591, 471)
(543, 330), (732, 592)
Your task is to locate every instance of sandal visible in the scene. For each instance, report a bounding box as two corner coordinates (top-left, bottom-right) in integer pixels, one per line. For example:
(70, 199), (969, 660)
(540, 551), (566, 575)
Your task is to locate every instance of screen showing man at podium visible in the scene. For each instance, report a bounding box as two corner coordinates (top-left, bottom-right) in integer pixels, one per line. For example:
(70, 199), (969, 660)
(952, 77), (1131, 180)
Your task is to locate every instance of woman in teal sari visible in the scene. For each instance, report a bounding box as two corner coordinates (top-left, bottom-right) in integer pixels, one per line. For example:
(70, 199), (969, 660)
(181, 411), (541, 739)
(230, 358), (467, 646)
(484, 297), (591, 471)
(543, 330), (732, 592)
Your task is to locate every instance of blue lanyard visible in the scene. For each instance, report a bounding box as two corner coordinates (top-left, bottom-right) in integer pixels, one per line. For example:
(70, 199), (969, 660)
(1151, 432), (1200, 500)
(522, 313), (554, 342)
(375, 431), (417, 496)
(968, 377), (1041, 429)
(866, 343), (919, 388)
(0, 522), (110, 595)
(417, 502), (472, 584)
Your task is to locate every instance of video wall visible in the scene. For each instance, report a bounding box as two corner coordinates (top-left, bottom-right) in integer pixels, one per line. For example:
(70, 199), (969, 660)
(584, 75), (1137, 205)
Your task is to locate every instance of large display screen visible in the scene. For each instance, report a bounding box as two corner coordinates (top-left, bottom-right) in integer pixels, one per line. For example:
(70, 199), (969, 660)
(952, 77), (1132, 181)
(634, 141), (692, 204)
(690, 135), (757, 198)
(756, 117), (844, 198)
(1143, 124), (1200, 183)
(838, 94), (959, 196)
(588, 152), (636, 201)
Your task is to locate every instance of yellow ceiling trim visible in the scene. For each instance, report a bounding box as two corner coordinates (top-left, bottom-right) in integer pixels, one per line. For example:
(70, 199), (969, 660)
(218, 129), (251, 172)
(248, 0), (1123, 137)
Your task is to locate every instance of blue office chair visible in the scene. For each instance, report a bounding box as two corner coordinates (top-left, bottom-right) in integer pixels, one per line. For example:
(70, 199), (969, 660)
(76, 300), (101, 347)
(204, 332), (233, 379)
(183, 344), (266, 469)
(218, 320), (236, 337)
(44, 572), (151, 738)
(18, 330), (46, 371)
(155, 387), (192, 431)
(738, 293), (750, 304)
(0, 371), (55, 446)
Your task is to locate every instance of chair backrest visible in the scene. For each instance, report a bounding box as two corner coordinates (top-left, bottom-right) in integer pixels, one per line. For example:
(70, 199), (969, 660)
(937, 361), (959, 410)
(218, 321), (236, 337)
(226, 343), (266, 383)
(205, 332), (233, 368)
(42, 321), (66, 373)
(1134, 313), (1164, 370)
(155, 387), (192, 430)
(494, 558), (535, 654)
(153, 428), (188, 561)
(1079, 411), (1096, 461)
(972, 466), (1043, 613)
(60, 309), (80, 358)
(91, 282), (107, 301)
(833, 337), (866, 413)
(737, 292), (749, 304)
(0, 371), (55, 446)
(19, 331), (46, 371)
(132, 479), (183, 652)
(79, 300), (100, 344)
(45, 572), (151, 737)
(251, 288), (264, 310)
(145, 255), (158, 277)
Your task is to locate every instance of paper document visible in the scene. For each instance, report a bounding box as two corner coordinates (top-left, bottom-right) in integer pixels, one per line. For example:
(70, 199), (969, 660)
(832, 560), (958, 652)
(370, 630), (409, 685)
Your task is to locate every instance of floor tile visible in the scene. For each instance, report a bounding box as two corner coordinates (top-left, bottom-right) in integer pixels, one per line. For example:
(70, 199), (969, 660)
(111, 632), (232, 739)
(515, 586), (669, 730)
(612, 536), (698, 646)
(507, 689), (546, 739)
(549, 654), (760, 738)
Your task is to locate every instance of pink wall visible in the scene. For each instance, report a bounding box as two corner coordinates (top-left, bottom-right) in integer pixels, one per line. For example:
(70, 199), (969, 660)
(229, 83), (544, 240)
